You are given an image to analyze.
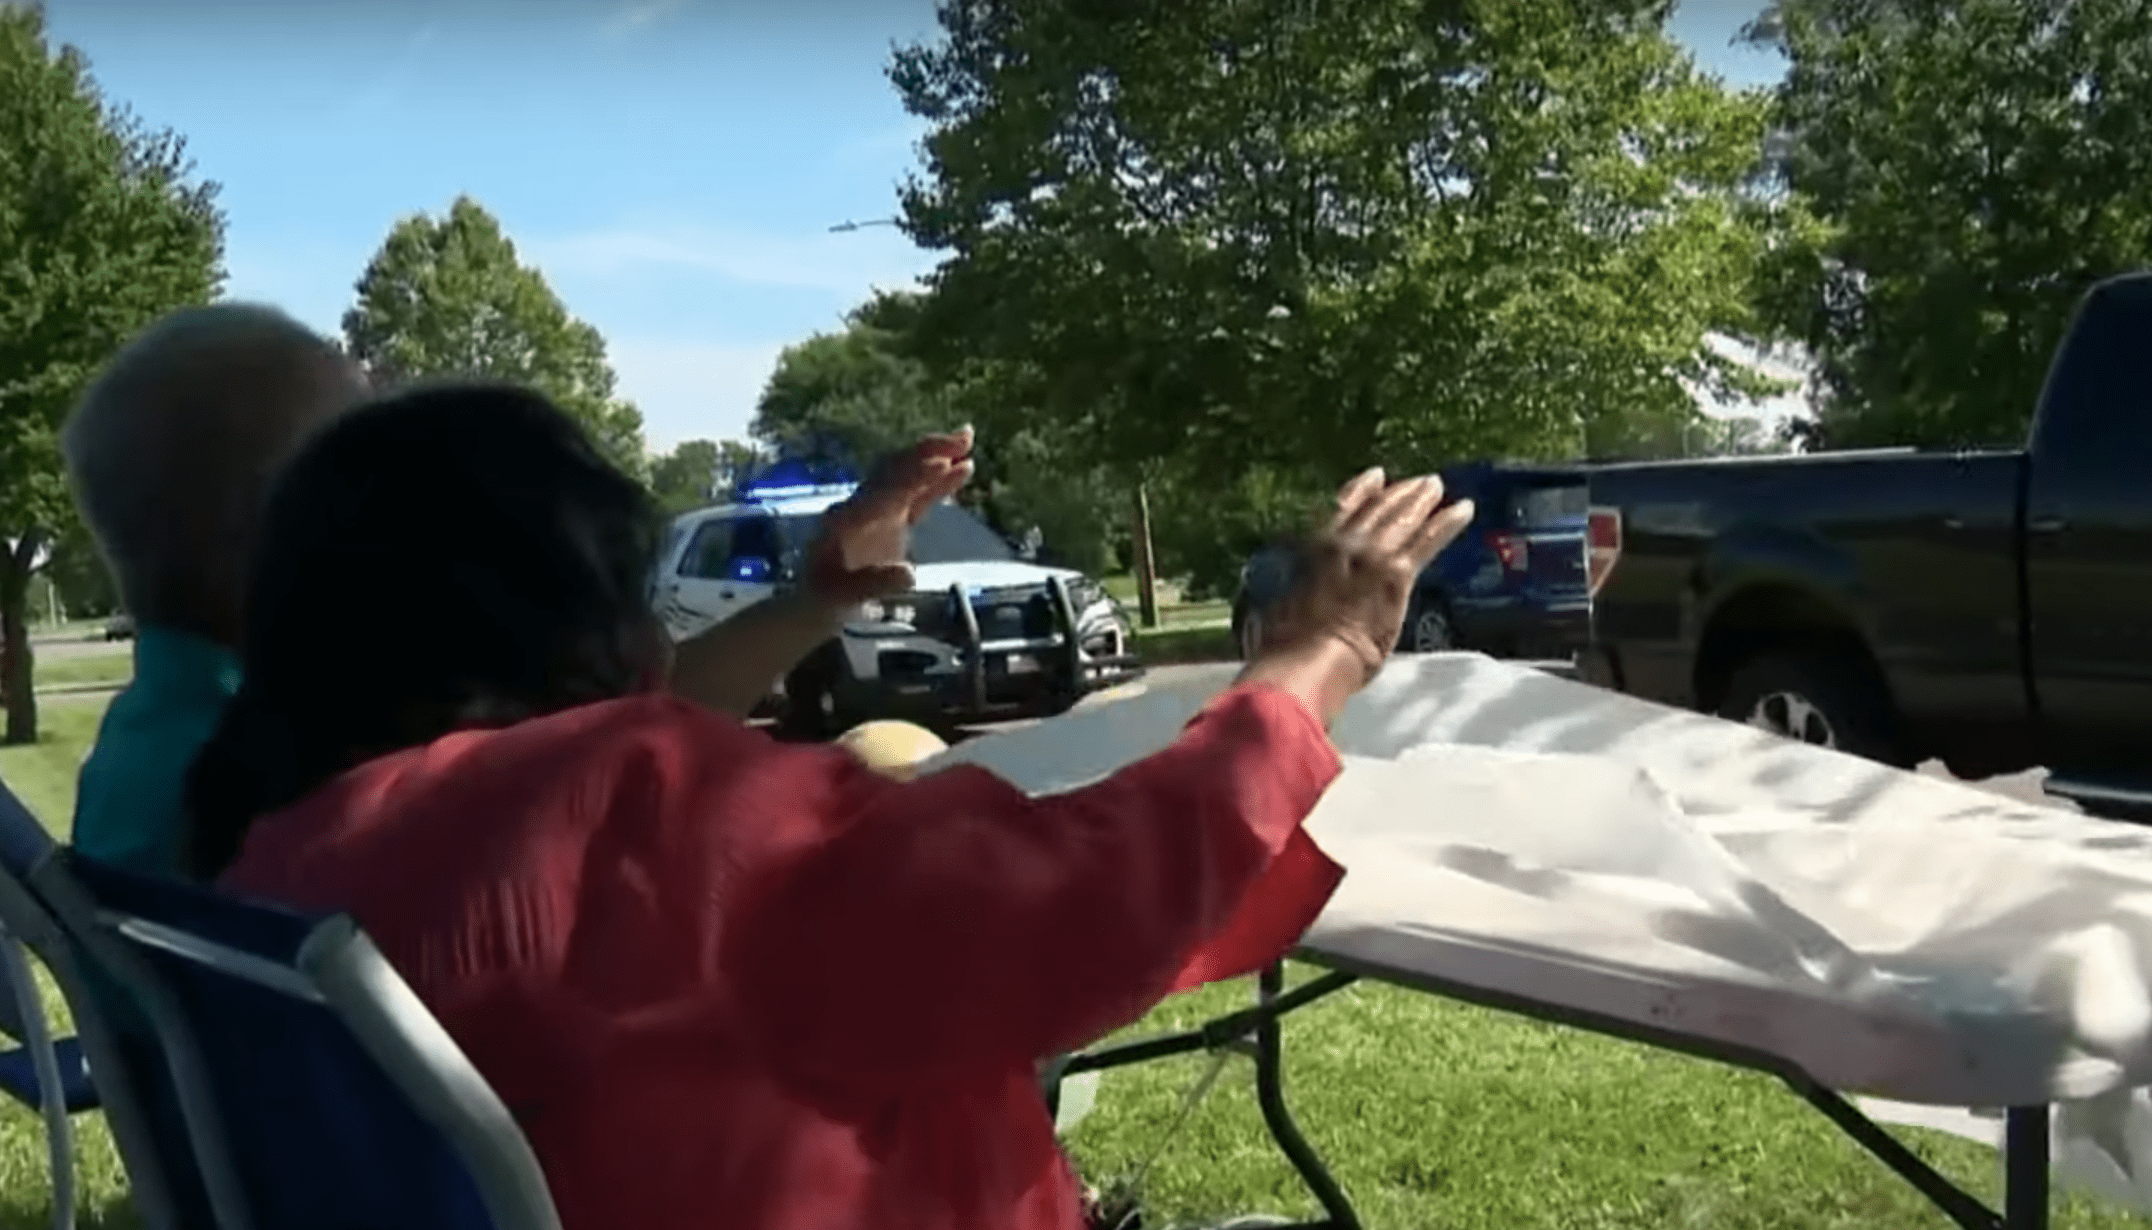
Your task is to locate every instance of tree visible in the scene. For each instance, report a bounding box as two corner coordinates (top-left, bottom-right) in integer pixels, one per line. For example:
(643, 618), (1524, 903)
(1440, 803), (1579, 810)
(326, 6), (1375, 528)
(752, 295), (957, 469)
(649, 439), (721, 514)
(711, 439), (767, 496)
(342, 196), (648, 476)
(756, 293), (1144, 572)
(1746, 0), (2152, 447)
(890, 0), (1785, 496)
(41, 522), (118, 619)
(0, 5), (225, 744)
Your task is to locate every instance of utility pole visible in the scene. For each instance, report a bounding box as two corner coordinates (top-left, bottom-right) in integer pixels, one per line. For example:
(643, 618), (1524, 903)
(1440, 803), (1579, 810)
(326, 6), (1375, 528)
(1130, 483), (1160, 629)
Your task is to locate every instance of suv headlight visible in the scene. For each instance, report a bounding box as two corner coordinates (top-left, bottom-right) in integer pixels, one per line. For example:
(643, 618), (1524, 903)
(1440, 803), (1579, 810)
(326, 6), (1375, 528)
(1066, 577), (1105, 613)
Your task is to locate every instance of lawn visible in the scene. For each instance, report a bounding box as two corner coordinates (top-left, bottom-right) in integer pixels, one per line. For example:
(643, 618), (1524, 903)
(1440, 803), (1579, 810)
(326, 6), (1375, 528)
(1064, 970), (2152, 1229)
(1133, 623), (1238, 665)
(0, 697), (2146, 1229)
(0, 695), (136, 1230)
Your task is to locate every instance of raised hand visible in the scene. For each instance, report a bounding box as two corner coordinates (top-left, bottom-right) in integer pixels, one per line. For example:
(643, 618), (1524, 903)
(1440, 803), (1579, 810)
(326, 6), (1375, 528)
(802, 427), (976, 605)
(1259, 467), (1477, 689)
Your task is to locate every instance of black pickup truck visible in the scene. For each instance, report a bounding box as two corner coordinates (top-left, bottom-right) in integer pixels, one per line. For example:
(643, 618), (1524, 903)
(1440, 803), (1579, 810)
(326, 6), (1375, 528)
(1580, 273), (2152, 817)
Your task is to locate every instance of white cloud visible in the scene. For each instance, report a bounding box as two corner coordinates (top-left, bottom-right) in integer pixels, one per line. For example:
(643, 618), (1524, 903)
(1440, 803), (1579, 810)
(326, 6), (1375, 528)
(606, 336), (787, 451)
(524, 222), (936, 298)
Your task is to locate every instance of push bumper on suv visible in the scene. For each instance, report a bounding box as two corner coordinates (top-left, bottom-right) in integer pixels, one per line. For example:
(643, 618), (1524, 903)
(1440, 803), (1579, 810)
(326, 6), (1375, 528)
(840, 576), (1144, 723)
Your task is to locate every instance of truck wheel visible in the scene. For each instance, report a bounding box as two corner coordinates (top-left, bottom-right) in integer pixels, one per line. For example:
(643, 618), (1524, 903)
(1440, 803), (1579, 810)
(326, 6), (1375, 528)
(1717, 652), (1911, 767)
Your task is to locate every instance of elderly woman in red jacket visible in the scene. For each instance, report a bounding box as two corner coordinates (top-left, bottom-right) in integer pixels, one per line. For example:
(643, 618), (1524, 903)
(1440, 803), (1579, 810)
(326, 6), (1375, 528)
(188, 382), (1472, 1230)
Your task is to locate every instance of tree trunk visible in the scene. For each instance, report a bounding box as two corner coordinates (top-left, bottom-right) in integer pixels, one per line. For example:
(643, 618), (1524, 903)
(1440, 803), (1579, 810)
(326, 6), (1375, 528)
(0, 532), (44, 747)
(1129, 484), (1159, 630)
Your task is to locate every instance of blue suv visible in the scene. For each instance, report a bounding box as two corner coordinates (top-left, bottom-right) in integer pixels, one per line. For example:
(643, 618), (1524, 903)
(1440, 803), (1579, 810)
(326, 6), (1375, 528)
(1230, 462), (1592, 661)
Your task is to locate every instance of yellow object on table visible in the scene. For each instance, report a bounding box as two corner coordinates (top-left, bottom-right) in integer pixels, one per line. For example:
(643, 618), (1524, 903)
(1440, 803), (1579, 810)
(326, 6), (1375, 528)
(833, 720), (948, 781)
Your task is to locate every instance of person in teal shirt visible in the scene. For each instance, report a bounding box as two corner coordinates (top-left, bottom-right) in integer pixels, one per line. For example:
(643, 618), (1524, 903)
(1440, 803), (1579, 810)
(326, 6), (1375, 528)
(71, 629), (244, 875)
(60, 304), (368, 878)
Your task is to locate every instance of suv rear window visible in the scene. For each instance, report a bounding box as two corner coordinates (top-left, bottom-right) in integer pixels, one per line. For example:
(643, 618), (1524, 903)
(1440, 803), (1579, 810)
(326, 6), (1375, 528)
(1508, 482), (1588, 528)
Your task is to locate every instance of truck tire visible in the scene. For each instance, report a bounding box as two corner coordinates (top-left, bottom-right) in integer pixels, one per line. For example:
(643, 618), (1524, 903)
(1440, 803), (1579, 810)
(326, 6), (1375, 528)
(1716, 651), (1912, 768)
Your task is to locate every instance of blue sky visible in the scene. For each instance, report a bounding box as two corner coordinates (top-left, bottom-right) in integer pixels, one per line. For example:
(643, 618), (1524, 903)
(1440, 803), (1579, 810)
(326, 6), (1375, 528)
(42, 0), (1786, 452)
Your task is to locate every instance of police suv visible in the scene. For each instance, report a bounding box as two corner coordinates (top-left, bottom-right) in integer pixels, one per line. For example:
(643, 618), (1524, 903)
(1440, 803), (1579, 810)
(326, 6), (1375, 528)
(652, 467), (1143, 736)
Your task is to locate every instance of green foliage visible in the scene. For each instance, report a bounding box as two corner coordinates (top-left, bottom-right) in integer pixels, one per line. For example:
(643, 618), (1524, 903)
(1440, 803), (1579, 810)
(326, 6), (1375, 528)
(646, 438), (773, 515)
(979, 424), (1126, 576)
(752, 294), (959, 469)
(341, 195), (648, 476)
(648, 439), (721, 515)
(711, 439), (769, 496)
(1147, 462), (1330, 600)
(39, 522), (117, 619)
(1747, 0), (2152, 447)
(0, 4), (225, 741)
(891, 0), (1782, 492)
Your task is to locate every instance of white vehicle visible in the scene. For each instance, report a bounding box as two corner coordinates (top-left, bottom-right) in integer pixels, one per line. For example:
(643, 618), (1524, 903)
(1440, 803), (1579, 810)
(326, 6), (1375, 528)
(653, 474), (1142, 736)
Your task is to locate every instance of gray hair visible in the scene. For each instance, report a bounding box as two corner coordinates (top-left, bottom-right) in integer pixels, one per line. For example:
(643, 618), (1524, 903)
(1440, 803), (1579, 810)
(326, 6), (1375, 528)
(61, 303), (368, 637)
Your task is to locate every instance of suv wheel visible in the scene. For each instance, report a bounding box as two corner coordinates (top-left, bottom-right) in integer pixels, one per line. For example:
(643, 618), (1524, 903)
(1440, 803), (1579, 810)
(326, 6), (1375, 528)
(1401, 597), (1454, 653)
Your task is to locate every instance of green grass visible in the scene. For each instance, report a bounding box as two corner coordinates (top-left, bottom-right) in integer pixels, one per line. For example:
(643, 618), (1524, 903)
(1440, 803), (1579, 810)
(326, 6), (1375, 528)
(1067, 970), (2151, 1229)
(0, 695), (138, 1230)
(30, 651), (133, 694)
(0, 700), (107, 828)
(1134, 623), (1238, 665)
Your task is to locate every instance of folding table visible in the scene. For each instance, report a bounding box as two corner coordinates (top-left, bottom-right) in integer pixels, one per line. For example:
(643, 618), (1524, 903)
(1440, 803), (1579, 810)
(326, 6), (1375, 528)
(937, 654), (2152, 1230)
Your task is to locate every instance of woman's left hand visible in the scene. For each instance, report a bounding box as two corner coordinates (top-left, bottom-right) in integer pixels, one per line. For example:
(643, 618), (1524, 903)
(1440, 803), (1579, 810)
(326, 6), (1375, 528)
(802, 427), (975, 605)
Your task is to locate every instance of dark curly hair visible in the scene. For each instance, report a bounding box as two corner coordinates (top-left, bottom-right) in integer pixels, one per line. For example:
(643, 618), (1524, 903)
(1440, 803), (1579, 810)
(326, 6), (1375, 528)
(183, 382), (663, 879)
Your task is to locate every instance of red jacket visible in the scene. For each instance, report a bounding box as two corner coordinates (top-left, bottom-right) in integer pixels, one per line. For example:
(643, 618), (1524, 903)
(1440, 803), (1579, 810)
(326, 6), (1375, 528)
(220, 685), (1344, 1230)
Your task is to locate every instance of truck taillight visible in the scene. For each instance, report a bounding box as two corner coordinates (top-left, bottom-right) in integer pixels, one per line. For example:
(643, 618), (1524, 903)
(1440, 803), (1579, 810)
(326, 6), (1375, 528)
(1587, 507), (1622, 596)
(1486, 530), (1528, 572)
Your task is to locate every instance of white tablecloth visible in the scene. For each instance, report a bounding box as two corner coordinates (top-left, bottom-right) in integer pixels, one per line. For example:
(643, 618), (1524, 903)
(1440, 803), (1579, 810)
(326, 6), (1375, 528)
(925, 653), (2152, 1210)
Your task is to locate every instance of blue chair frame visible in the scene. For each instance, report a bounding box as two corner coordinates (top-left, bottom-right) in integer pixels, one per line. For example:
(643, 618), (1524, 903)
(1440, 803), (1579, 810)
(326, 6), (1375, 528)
(33, 852), (560, 1230)
(0, 781), (180, 1230)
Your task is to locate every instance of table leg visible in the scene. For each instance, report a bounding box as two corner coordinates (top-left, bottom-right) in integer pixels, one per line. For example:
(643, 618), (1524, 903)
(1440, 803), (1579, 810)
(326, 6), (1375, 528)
(1780, 1074), (2003, 1230)
(2003, 1106), (2049, 1230)
(1254, 963), (1361, 1230)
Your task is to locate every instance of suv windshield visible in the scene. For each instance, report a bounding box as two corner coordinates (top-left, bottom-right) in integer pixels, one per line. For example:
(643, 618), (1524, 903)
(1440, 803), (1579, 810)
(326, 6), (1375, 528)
(774, 501), (1014, 568)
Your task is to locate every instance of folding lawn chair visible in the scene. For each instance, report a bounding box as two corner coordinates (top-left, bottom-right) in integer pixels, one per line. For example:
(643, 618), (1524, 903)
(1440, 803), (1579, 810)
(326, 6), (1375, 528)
(34, 852), (560, 1230)
(0, 781), (180, 1230)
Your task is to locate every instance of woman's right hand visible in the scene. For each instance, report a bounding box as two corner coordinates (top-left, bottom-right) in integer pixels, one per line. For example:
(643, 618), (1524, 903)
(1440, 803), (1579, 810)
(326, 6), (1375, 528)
(1239, 468), (1476, 724)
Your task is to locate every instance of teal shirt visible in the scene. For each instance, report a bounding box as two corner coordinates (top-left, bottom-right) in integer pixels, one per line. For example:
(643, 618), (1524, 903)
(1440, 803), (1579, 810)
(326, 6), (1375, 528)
(71, 627), (240, 877)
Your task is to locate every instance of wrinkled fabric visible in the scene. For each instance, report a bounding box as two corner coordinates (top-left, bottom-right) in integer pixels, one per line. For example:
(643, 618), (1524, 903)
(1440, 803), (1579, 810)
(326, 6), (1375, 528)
(220, 685), (1342, 1230)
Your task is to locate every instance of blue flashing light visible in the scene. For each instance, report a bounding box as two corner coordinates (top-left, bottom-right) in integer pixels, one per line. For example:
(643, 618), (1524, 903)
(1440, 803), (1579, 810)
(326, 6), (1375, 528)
(736, 455), (859, 504)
